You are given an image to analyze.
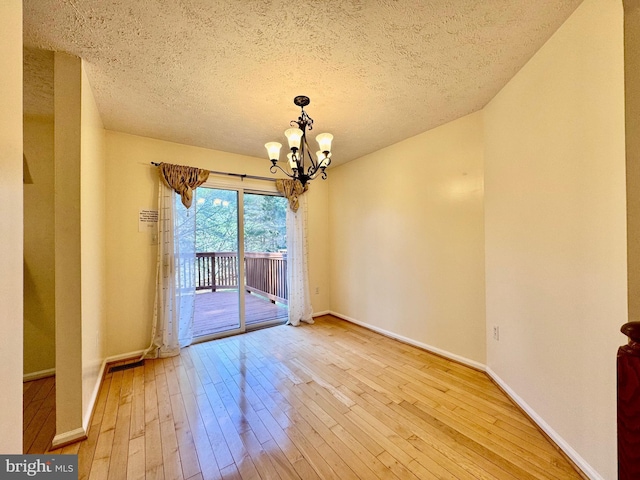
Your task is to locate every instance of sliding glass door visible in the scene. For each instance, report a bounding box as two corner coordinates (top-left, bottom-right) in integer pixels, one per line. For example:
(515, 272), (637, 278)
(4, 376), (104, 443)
(243, 192), (288, 329)
(192, 182), (287, 341)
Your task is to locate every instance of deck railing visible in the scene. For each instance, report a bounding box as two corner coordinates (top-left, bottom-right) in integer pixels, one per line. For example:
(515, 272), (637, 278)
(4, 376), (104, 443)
(245, 252), (288, 304)
(195, 251), (287, 304)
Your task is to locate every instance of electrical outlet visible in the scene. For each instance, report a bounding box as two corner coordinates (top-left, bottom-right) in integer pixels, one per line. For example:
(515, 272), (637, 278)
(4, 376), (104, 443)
(493, 326), (500, 341)
(315, 287), (320, 295)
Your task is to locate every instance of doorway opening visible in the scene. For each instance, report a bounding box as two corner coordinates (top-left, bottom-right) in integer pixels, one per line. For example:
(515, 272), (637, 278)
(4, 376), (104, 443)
(192, 185), (288, 339)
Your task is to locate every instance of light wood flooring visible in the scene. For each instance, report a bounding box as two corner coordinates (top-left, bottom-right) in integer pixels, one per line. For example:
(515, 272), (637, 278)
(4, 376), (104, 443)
(32, 315), (583, 479)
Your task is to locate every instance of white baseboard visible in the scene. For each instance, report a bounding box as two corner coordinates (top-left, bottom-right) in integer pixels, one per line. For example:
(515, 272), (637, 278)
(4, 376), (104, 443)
(82, 350), (145, 430)
(23, 368), (55, 382)
(81, 361), (107, 433)
(486, 368), (602, 480)
(104, 349), (146, 364)
(329, 310), (485, 371)
(51, 427), (86, 449)
(312, 310), (331, 317)
(53, 349), (146, 449)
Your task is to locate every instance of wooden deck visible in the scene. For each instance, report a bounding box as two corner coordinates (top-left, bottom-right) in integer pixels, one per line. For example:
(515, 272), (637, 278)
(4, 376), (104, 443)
(194, 290), (288, 336)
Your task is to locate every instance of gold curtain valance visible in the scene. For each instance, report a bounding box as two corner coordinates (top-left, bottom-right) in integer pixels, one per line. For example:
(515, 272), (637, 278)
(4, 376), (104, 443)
(276, 179), (308, 212)
(158, 162), (210, 209)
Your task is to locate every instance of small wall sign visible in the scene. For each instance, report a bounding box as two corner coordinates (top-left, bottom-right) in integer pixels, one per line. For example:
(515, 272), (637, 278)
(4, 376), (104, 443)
(139, 209), (158, 232)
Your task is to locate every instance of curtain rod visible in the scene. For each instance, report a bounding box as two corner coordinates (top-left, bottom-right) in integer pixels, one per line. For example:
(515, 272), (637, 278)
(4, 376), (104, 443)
(150, 162), (276, 182)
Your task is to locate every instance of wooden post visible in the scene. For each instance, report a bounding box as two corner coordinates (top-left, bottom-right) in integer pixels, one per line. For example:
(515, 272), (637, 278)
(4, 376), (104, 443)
(618, 321), (640, 479)
(211, 253), (217, 292)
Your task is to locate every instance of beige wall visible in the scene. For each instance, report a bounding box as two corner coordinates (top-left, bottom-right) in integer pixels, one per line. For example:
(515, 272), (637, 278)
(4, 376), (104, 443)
(328, 111), (486, 365)
(306, 178), (330, 310)
(104, 131), (330, 357)
(80, 63), (107, 427)
(51, 53), (109, 445)
(0, 0), (23, 454)
(484, 0), (626, 477)
(54, 52), (84, 437)
(23, 115), (56, 376)
(0, 0), (24, 453)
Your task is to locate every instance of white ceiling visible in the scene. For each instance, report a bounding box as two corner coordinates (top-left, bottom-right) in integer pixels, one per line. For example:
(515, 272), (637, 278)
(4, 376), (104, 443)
(23, 0), (582, 166)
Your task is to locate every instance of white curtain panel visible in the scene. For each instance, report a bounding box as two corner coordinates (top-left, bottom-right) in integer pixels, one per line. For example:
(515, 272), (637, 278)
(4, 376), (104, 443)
(286, 193), (314, 326)
(145, 182), (197, 358)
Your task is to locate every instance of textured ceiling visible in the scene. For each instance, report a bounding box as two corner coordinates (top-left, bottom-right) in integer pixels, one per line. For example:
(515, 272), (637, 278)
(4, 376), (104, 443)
(23, 0), (582, 166)
(23, 47), (54, 119)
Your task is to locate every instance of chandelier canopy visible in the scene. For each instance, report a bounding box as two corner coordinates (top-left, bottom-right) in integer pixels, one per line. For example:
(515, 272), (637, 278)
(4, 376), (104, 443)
(265, 96), (333, 186)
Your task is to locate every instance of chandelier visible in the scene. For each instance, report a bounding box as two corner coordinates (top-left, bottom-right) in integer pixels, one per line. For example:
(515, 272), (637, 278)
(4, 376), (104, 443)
(265, 96), (333, 186)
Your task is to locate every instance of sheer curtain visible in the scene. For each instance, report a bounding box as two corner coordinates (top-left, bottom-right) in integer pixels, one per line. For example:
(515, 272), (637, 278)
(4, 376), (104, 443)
(277, 179), (314, 326)
(144, 163), (208, 358)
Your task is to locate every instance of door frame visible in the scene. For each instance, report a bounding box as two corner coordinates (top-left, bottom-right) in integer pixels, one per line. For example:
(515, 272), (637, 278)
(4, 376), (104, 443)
(192, 175), (283, 343)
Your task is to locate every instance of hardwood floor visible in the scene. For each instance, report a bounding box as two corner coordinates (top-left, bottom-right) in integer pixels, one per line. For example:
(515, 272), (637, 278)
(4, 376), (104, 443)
(37, 315), (583, 479)
(23, 375), (56, 454)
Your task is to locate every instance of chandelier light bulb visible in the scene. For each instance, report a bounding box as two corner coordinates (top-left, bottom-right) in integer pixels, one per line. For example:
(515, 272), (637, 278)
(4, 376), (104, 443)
(315, 133), (333, 153)
(287, 153), (297, 169)
(265, 142), (282, 161)
(285, 128), (303, 150)
(316, 151), (330, 168)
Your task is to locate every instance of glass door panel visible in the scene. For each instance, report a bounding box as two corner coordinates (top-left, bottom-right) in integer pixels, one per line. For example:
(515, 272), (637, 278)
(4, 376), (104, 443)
(243, 192), (288, 329)
(193, 187), (242, 338)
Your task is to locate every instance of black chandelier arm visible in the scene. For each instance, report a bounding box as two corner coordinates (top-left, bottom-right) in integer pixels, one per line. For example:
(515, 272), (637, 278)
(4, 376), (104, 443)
(269, 163), (295, 179)
(308, 167), (327, 181)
